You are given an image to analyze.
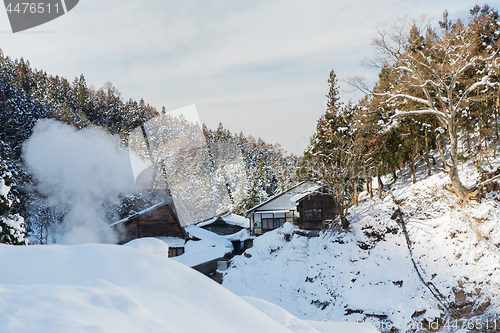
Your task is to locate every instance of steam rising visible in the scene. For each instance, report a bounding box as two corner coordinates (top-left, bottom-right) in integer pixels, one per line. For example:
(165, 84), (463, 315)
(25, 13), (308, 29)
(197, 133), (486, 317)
(23, 119), (139, 244)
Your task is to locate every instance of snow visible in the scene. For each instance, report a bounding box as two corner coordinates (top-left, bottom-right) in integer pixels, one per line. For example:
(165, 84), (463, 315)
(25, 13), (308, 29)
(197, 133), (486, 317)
(290, 185), (322, 204)
(222, 213), (249, 227)
(197, 212), (249, 228)
(184, 224), (233, 248)
(242, 296), (378, 333)
(155, 236), (185, 248)
(123, 237), (170, 256)
(0, 243), (294, 333)
(172, 225), (233, 267)
(1, 214), (28, 245)
(224, 228), (252, 242)
(173, 240), (231, 267)
(0, 177), (10, 197)
(241, 296), (320, 332)
(223, 156), (500, 330)
(246, 180), (318, 214)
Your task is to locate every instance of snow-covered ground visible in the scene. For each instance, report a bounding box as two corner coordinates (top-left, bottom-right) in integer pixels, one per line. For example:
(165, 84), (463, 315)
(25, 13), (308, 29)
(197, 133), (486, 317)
(223, 158), (500, 332)
(0, 241), (297, 333)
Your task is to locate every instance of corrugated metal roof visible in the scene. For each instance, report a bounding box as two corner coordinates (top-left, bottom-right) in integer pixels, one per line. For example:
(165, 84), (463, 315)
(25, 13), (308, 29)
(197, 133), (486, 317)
(245, 180), (318, 215)
(289, 185), (322, 204)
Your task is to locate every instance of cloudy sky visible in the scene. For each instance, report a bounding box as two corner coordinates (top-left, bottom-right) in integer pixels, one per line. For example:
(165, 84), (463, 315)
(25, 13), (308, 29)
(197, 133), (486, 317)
(0, 0), (476, 155)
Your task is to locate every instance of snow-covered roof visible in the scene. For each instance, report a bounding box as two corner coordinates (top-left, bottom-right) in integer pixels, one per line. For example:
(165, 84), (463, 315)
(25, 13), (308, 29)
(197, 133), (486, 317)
(196, 212), (249, 228)
(173, 225), (234, 267)
(156, 236), (186, 248)
(172, 244), (231, 268)
(224, 229), (252, 242)
(184, 225), (233, 248)
(245, 180), (318, 215)
(254, 210), (292, 214)
(289, 185), (322, 204)
(109, 201), (166, 227)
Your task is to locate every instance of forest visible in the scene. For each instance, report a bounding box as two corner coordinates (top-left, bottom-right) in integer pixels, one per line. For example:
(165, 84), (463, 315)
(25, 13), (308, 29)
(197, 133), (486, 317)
(304, 5), (500, 228)
(0, 52), (298, 244)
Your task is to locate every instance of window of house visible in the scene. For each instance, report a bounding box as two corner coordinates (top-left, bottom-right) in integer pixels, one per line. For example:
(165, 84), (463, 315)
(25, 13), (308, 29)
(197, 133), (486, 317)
(262, 218), (285, 230)
(168, 247), (184, 257)
(304, 201), (322, 220)
(273, 218), (284, 228)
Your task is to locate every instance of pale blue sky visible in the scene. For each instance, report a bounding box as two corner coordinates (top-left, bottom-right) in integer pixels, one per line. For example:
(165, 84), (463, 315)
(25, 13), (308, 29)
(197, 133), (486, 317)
(0, 0), (474, 155)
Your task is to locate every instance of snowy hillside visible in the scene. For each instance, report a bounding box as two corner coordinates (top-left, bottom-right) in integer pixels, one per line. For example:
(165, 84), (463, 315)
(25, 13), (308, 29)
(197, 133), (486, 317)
(0, 241), (300, 333)
(223, 160), (500, 332)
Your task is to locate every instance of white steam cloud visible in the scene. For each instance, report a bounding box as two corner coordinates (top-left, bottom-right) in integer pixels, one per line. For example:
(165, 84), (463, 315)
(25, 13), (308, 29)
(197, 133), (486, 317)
(23, 119), (139, 245)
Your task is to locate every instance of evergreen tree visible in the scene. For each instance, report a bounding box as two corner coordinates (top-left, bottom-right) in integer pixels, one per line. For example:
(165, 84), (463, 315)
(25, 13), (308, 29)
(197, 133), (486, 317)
(0, 159), (27, 245)
(304, 70), (362, 228)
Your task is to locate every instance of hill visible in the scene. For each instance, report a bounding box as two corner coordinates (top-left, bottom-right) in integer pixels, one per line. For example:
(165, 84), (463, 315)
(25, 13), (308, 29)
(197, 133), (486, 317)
(223, 158), (500, 332)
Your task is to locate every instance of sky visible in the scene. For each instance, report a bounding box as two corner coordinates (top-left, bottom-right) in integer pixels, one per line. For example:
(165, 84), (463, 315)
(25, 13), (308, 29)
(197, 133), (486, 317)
(0, 0), (476, 155)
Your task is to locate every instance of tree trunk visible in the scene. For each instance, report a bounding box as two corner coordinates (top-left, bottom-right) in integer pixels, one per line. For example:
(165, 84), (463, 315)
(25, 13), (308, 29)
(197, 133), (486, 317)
(448, 114), (470, 202)
(496, 92), (500, 141)
(392, 168), (397, 181)
(368, 168), (373, 198)
(377, 169), (383, 197)
(425, 135), (431, 176)
(410, 156), (416, 184)
(466, 129), (471, 154)
(340, 215), (349, 229)
(353, 179), (358, 207)
(365, 168), (370, 194)
(338, 204), (349, 229)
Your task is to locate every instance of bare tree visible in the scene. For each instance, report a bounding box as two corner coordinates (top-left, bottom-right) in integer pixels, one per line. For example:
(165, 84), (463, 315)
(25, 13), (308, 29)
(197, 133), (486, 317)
(354, 17), (499, 202)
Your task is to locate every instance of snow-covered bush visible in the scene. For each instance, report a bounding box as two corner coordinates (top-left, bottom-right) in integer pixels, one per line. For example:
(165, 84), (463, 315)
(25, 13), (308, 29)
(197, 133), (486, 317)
(0, 161), (27, 245)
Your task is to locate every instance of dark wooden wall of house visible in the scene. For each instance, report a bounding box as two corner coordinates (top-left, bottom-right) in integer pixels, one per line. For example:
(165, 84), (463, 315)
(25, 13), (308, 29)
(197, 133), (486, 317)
(116, 204), (184, 244)
(299, 193), (339, 230)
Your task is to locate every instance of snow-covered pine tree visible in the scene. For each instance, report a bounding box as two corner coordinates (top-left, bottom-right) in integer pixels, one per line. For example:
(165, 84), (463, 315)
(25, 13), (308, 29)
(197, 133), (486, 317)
(0, 159), (27, 245)
(305, 70), (364, 228)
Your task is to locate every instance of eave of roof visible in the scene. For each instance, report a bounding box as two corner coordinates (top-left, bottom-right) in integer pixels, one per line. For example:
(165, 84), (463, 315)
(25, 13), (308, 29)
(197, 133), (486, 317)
(109, 201), (168, 227)
(244, 180), (318, 216)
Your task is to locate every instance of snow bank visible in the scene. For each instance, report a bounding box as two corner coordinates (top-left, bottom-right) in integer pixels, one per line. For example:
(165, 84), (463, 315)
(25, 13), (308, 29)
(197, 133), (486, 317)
(241, 296), (320, 332)
(0, 243), (294, 333)
(123, 237), (169, 256)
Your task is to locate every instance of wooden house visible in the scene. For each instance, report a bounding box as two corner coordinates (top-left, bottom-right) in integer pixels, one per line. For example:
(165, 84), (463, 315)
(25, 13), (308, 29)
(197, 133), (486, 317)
(292, 187), (338, 230)
(196, 213), (252, 255)
(246, 180), (338, 234)
(111, 202), (186, 257)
